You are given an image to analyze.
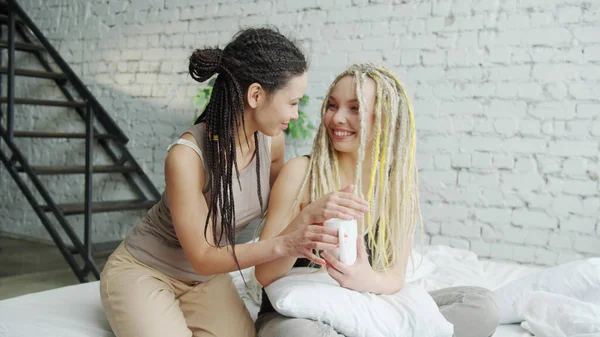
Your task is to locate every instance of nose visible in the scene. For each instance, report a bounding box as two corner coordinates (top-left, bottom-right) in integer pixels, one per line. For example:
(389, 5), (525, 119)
(332, 109), (347, 124)
(291, 108), (299, 121)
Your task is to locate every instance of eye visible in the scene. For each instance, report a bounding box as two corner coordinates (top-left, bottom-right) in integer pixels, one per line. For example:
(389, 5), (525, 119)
(351, 106), (359, 111)
(327, 102), (338, 110)
(291, 102), (299, 106)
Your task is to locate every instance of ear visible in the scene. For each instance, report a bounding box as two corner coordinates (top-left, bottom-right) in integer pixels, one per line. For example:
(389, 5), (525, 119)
(246, 82), (262, 109)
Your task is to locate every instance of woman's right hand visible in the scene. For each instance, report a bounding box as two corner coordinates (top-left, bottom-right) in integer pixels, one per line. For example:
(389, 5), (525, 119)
(277, 185), (369, 265)
(277, 224), (340, 265)
(293, 184), (369, 228)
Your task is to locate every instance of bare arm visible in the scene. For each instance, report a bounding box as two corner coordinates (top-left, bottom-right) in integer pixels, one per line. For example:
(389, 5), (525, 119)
(371, 244), (409, 294)
(167, 134), (286, 275)
(254, 157), (368, 287)
(255, 156), (311, 286)
(269, 133), (285, 187)
(166, 135), (347, 276)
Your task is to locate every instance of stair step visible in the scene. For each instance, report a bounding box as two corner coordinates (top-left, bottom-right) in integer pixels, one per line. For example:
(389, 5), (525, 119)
(41, 200), (156, 215)
(18, 165), (138, 175)
(0, 67), (67, 80)
(13, 131), (116, 139)
(0, 40), (44, 52)
(0, 97), (86, 108)
(0, 14), (24, 25)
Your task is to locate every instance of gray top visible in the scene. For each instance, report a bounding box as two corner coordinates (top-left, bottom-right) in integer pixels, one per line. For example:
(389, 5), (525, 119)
(125, 123), (271, 281)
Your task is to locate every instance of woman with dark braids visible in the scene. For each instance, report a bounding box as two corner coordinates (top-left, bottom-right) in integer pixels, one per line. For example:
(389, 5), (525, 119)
(99, 27), (368, 337)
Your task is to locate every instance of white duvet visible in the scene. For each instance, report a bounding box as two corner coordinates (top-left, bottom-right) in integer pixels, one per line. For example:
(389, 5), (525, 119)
(494, 258), (600, 337)
(520, 291), (600, 337)
(1, 245), (597, 337)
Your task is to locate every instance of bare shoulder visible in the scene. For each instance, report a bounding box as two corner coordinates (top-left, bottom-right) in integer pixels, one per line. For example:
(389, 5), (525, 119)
(277, 156), (310, 181)
(271, 156), (311, 207)
(164, 133), (205, 182)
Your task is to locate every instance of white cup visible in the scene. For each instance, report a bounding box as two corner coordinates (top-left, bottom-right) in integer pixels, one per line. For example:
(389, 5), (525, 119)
(323, 218), (358, 265)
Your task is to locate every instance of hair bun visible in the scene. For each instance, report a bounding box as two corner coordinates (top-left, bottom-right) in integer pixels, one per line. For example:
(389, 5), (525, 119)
(189, 48), (223, 83)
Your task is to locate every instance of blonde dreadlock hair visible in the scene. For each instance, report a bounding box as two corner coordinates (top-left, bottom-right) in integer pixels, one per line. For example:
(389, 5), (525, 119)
(295, 63), (422, 273)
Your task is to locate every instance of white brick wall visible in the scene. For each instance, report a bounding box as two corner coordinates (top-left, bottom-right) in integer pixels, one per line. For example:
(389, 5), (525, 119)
(1, 0), (598, 266)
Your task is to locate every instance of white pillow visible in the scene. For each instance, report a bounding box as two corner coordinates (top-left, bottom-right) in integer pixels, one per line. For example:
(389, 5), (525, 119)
(494, 258), (600, 324)
(264, 267), (454, 337)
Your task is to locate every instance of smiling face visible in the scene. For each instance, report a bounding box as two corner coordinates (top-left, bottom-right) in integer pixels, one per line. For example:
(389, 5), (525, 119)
(250, 71), (308, 137)
(323, 75), (377, 154)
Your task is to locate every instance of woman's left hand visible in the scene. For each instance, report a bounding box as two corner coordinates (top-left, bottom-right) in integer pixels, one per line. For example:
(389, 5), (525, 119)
(322, 237), (381, 294)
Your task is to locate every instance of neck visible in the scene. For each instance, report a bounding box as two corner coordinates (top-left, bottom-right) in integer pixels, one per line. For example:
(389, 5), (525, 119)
(337, 145), (374, 191)
(337, 153), (357, 186)
(235, 109), (259, 153)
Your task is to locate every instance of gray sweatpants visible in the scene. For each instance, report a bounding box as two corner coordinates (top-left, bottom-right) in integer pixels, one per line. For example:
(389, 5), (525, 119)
(256, 286), (500, 337)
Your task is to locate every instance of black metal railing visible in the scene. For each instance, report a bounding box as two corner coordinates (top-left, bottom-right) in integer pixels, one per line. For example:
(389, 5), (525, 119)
(0, 121), (100, 281)
(6, 1), (13, 139)
(84, 102), (94, 273)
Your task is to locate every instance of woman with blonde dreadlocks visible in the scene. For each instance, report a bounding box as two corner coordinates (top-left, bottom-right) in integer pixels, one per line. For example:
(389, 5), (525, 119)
(254, 63), (500, 337)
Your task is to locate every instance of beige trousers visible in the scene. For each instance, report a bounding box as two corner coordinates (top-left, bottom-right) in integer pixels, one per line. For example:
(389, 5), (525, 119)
(100, 243), (256, 337)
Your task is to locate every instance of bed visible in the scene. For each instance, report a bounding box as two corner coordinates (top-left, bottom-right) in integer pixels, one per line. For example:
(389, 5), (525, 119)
(0, 245), (543, 337)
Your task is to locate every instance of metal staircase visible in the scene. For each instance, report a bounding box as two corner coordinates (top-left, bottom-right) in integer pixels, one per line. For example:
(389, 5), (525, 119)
(0, 0), (160, 282)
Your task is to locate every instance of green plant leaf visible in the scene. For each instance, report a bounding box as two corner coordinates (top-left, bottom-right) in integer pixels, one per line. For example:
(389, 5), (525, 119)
(300, 95), (309, 106)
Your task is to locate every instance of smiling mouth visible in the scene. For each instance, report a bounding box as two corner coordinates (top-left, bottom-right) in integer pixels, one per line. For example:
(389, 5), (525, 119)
(333, 130), (354, 137)
(330, 129), (356, 139)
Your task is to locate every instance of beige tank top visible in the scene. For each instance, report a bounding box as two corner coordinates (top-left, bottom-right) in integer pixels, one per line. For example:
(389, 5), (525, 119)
(125, 123), (271, 282)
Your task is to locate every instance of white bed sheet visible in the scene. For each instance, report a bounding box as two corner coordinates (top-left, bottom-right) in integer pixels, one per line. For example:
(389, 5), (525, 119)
(0, 281), (112, 337)
(0, 246), (542, 337)
(494, 324), (534, 337)
(480, 259), (543, 291)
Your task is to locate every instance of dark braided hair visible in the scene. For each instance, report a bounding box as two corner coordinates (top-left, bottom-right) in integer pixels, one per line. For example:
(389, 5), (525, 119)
(188, 27), (307, 265)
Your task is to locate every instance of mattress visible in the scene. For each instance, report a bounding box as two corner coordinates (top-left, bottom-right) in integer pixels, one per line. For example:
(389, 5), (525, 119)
(0, 246), (542, 337)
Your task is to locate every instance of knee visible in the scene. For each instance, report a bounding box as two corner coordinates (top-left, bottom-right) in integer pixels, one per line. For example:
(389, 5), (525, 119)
(256, 314), (296, 337)
(436, 286), (500, 337)
(465, 287), (501, 337)
(257, 314), (336, 337)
